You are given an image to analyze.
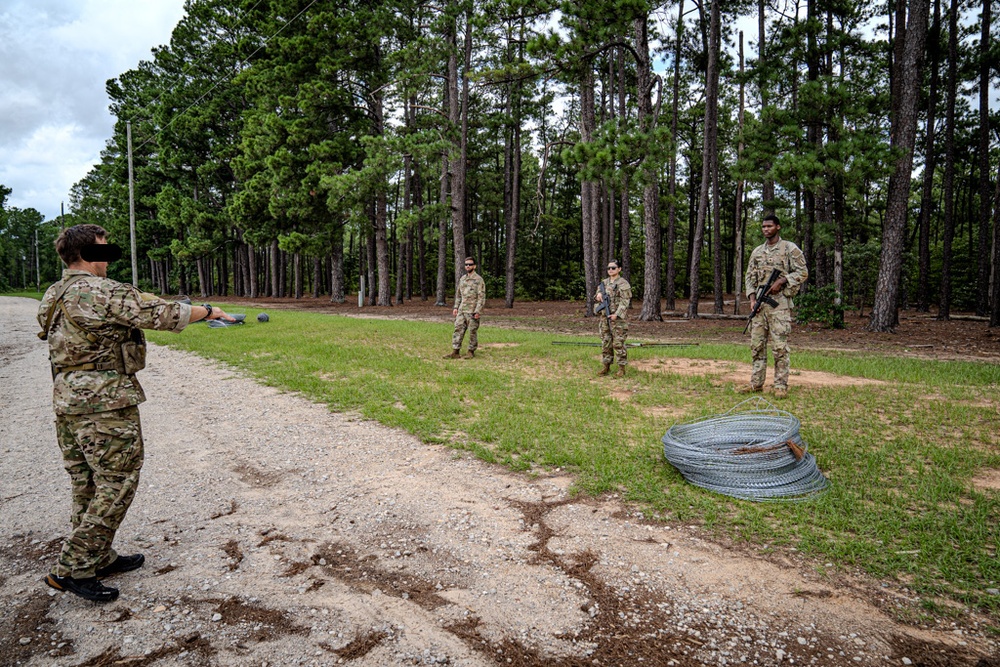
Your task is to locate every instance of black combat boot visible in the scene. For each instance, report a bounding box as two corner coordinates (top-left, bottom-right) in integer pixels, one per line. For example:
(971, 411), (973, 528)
(96, 554), (145, 577)
(44, 574), (119, 602)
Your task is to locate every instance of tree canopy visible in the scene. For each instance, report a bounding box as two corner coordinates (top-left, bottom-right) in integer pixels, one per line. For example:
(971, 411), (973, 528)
(7, 0), (1000, 329)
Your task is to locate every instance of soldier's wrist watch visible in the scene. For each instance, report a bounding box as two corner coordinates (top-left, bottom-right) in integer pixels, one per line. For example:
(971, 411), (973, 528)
(202, 304), (213, 320)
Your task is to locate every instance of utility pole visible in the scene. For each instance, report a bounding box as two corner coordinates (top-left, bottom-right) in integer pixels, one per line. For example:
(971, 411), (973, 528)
(126, 121), (138, 286)
(35, 227), (40, 291)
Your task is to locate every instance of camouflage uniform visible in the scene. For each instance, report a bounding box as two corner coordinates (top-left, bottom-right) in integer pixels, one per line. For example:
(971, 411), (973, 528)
(595, 276), (632, 367)
(38, 269), (192, 579)
(451, 271), (486, 353)
(744, 239), (808, 390)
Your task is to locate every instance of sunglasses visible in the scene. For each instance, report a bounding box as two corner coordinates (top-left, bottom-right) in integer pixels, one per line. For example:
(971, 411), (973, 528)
(465, 263), (475, 267)
(607, 266), (618, 270)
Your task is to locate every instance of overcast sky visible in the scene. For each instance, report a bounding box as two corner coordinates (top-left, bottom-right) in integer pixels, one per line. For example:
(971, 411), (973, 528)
(0, 0), (187, 222)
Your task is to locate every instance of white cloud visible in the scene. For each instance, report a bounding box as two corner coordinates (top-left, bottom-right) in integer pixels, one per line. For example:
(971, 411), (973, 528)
(0, 0), (185, 220)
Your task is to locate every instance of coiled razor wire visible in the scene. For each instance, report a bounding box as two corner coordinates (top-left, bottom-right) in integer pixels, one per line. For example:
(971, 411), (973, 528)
(662, 397), (829, 501)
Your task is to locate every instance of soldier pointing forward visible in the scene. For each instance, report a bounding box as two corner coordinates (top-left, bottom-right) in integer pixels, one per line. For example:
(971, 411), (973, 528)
(37, 224), (234, 602)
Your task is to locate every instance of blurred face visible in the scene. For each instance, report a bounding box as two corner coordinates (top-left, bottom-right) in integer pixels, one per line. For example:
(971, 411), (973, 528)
(464, 260), (475, 273)
(607, 263), (620, 277)
(91, 237), (109, 277)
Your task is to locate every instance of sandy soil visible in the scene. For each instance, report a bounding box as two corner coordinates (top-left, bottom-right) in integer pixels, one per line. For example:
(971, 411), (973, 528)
(1, 295), (998, 667)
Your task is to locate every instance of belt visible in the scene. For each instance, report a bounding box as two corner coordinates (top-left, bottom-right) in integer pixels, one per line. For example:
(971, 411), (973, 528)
(54, 361), (121, 374)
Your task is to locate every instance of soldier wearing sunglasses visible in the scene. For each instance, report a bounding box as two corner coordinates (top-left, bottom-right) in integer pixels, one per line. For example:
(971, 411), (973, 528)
(594, 260), (632, 377)
(445, 256), (486, 359)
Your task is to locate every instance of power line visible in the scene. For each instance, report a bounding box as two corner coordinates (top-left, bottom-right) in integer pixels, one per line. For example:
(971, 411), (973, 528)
(133, 0), (323, 155)
(123, 0), (269, 129)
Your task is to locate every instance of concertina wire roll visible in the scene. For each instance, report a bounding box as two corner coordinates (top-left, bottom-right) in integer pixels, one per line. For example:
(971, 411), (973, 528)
(662, 397), (829, 502)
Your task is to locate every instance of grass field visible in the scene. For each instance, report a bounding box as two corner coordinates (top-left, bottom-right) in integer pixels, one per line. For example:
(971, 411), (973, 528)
(3, 288), (47, 299)
(138, 307), (1000, 623)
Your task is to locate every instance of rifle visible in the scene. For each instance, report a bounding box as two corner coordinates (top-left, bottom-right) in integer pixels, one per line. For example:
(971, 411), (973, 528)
(551, 341), (698, 348)
(595, 281), (613, 326)
(743, 268), (783, 334)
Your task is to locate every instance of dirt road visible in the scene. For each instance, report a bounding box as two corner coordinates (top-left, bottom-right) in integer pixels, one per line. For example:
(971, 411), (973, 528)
(0, 296), (995, 666)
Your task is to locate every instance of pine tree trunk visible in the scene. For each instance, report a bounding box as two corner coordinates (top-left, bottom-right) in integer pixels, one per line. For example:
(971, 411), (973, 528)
(759, 0), (774, 209)
(504, 102), (521, 309)
(617, 47), (631, 282)
(636, 14), (662, 321)
(449, 12), (469, 287)
(363, 229), (373, 306)
(917, 0), (941, 312)
(939, 0), (959, 320)
(279, 249), (287, 298)
(436, 151), (449, 307)
(688, 0), (721, 319)
(270, 239), (280, 298)
(581, 66), (599, 317)
(867, 0), (930, 331)
(294, 252), (303, 299)
(197, 257), (208, 299)
(991, 163), (1000, 326)
(666, 0), (684, 310)
(734, 31), (746, 315)
(503, 72), (516, 307)
(371, 84), (391, 307)
(330, 225), (345, 303)
(403, 132), (414, 304)
(711, 125), (723, 314)
(247, 242), (258, 299)
(414, 169), (428, 301)
(977, 0), (992, 315)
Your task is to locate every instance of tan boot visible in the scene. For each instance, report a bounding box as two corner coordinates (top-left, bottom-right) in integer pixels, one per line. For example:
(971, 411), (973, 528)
(614, 366), (626, 378)
(444, 350), (461, 359)
(772, 387), (788, 399)
(466, 349), (475, 359)
(736, 384), (763, 394)
(597, 363), (611, 376)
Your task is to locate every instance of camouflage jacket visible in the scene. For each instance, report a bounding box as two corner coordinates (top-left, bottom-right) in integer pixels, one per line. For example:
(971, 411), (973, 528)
(595, 276), (632, 319)
(454, 271), (486, 315)
(744, 238), (808, 310)
(37, 269), (193, 415)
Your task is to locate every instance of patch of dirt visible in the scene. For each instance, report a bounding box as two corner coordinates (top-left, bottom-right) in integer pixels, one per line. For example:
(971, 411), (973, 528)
(633, 357), (886, 388)
(210, 596), (309, 641)
(972, 469), (1000, 492)
(0, 596), (72, 664)
(221, 539), (243, 571)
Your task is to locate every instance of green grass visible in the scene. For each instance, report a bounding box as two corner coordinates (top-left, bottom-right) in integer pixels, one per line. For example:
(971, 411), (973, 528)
(140, 307), (998, 620)
(2, 289), (46, 300)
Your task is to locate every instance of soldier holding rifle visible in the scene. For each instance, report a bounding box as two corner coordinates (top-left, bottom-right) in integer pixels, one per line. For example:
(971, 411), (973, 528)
(739, 214), (808, 398)
(594, 259), (632, 377)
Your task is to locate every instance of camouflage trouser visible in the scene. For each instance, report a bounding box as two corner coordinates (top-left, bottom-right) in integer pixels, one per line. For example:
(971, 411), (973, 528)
(52, 406), (144, 578)
(599, 317), (629, 366)
(749, 307), (792, 390)
(452, 312), (480, 352)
